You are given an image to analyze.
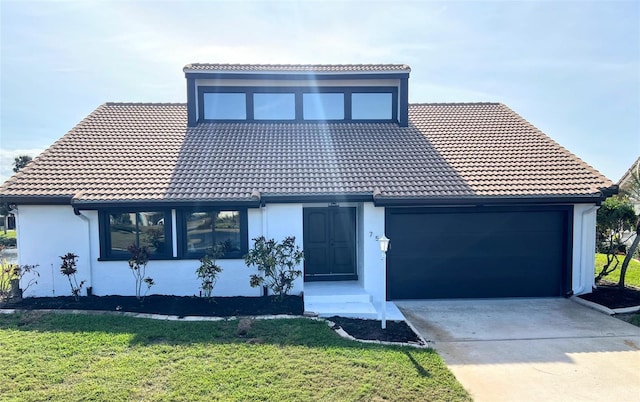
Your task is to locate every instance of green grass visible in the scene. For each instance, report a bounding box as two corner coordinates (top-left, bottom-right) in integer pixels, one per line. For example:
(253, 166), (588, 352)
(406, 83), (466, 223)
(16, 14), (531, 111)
(595, 253), (640, 288)
(0, 313), (469, 401)
(0, 230), (16, 239)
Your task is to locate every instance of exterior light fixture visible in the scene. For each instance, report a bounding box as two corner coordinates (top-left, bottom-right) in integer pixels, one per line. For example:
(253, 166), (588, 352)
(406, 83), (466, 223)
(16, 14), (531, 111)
(377, 234), (390, 329)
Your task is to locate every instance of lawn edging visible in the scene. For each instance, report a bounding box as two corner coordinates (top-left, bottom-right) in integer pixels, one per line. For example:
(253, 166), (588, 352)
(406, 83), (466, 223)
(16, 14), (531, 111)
(0, 307), (430, 348)
(571, 296), (640, 315)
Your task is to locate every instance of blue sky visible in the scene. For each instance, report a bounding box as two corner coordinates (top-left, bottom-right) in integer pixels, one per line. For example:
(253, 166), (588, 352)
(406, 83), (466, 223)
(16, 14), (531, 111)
(1, 0), (638, 184)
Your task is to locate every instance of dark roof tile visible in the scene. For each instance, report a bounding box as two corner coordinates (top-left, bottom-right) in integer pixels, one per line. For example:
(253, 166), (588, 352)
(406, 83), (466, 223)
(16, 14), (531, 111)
(0, 102), (614, 203)
(183, 63), (411, 73)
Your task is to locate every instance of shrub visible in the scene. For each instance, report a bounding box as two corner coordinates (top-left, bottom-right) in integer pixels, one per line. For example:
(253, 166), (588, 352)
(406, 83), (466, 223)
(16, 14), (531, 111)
(0, 260), (39, 300)
(60, 252), (85, 301)
(127, 244), (153, 300)
(0, 236), (16, 248)
(244, 236), (303, 300)
(196, 242), (228, 299)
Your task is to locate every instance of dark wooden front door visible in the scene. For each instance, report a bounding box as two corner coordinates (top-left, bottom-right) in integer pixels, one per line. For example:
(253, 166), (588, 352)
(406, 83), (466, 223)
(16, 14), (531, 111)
(303, 207), (357, 281)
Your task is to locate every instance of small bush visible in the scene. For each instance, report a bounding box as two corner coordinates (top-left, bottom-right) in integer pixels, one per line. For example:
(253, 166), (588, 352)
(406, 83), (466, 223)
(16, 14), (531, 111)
(196, 242), (228, 299)
(0, 260), (39, 300)
(0, 236), (16, 248)
(128, 244), (153, 300)
(244, 236), (303, 300)
(60, 252), (84, 301)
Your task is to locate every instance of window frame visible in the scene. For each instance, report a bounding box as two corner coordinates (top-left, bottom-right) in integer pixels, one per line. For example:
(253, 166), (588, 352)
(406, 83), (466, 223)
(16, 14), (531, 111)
(197, 86), (398, 123)
(98, 209), (173, 260)
(176, 208), (249, 260)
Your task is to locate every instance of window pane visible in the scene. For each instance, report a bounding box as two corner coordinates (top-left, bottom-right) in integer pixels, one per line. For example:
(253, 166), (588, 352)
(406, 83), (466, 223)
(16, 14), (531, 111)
(109, 213), (137, 254)
(303, 93), (344, 120)
(203, 93), (246, 120)
(186, 211), (214, 254)
(138, 212), (167, 255)
(254, 93), (295, 120)
(352, 93), (393, 120)
(215, 211), (241, 253)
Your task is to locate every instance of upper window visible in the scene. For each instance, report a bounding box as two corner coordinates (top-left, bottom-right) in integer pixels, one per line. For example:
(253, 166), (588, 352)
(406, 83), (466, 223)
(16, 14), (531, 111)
(181, 209), (246, 258)
(203, 93), (246, 120)
(254, 93), (296, 120)
(352, 93), (393, 120)
(103, 211), (171, 259)
(198, 86), (397, 123)
(302, 93), (344, 120)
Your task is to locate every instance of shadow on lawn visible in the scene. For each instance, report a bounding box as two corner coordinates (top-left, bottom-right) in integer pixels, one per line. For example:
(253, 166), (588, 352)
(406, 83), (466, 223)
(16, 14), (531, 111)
(0, 311), (432, 353)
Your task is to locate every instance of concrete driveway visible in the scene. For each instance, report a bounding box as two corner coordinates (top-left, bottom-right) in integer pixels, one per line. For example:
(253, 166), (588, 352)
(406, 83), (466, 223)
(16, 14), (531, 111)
(396, 298), (640, 402)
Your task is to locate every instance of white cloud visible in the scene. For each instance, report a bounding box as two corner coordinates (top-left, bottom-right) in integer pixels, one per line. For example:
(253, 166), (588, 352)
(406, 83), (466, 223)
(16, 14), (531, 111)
(0, 148), (46, 184)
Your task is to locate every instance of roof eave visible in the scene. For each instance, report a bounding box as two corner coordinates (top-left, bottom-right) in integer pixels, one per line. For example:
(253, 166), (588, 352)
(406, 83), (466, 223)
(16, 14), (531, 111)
(373, 194), (611, 207)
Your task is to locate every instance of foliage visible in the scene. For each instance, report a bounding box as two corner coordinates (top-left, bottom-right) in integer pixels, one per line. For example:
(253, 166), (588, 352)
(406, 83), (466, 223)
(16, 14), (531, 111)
(244, 236), (304, 299)
(127, 244), (153, 300)
(595, 196), (637, 283)
(196, 242), (229, 299)
(0, 236), (16, 248)
(12, 155), (32, 173)
(60, 253), (85, 301)
(0, 260), (39, 300)
(0, 313), (469, 401)
(595, 253), (640, 288)
(618, 169), (640, 289)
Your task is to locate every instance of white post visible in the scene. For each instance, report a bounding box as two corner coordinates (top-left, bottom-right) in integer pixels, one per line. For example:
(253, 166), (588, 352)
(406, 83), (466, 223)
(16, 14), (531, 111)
(381, 250), (387, 329)
(377, 234), (389, 330)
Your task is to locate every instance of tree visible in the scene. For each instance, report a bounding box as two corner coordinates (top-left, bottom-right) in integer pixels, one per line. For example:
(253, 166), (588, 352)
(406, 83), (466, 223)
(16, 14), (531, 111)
(595, 196), (636, 283)
(618, 170), (640, 289)
(12, 155), (32, 173)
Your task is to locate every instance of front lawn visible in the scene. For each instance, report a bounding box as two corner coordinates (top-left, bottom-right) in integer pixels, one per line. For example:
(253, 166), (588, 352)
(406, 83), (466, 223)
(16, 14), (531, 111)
(595, 253), (640, 288)
(0, 313), (470, 401)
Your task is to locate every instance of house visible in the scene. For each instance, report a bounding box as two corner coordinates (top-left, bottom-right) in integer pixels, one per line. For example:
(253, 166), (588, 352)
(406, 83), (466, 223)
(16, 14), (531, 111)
(0, 63), (616, 316)
(618, 156), (640, 213)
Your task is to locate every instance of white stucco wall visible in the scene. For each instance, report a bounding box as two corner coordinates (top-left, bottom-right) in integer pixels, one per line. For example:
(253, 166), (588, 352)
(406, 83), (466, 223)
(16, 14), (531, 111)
(16, 204), (307, 298)
(572, 204), (598, 295)
(359, 203), (386, 303)
(15, 205), (92, 298)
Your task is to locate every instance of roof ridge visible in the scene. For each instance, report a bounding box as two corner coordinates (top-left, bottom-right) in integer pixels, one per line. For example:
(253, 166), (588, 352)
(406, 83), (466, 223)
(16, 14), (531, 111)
(409, 102), (501, 106)
(185, 62), (410, 68)
(104, 102), (186, 106)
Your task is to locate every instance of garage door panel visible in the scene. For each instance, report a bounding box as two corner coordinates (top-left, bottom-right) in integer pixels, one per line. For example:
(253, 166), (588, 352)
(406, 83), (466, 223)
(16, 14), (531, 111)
(386, 207), (570, 299)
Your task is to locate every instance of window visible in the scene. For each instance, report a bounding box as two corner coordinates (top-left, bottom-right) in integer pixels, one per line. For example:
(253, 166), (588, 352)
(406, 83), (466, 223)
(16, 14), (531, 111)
(197, 86), (398, 123)
(254, 93), (295, 120)
(352, 92), (393, 120)
(303, 93), (344, 120)
(101, 210), (171, 259)
(180, 209), (248, 259)
(203, 93), (246, 120)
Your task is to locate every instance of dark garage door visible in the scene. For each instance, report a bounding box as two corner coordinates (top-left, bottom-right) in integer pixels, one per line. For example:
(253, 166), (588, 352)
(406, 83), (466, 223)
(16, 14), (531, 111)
(386, 207), (571, 299)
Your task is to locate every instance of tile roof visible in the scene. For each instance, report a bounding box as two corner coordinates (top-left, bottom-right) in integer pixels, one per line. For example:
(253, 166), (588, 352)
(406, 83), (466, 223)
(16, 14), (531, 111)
(0, 102), (614, 204)
(183, 63), (411, 73)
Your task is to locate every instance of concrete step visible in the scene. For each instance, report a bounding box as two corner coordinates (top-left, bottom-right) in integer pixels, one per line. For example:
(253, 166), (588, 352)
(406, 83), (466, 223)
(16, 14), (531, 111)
(305, 301), (379, 319)
(304, 293), (372, 304)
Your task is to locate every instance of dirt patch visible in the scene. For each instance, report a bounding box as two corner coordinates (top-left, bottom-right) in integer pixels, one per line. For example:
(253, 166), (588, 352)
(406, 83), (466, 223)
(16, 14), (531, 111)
(328, 316), (423, 344)
(5, 294), (303, 317)
(578, 284), (640, 309)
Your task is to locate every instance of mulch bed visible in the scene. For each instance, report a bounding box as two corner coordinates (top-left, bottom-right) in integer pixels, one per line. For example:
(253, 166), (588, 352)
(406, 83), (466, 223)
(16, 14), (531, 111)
(4, 295), (303, 317)
(579, 283), (640, 309)
(328, 316), (422, 344)
(2, 295), (424, 344)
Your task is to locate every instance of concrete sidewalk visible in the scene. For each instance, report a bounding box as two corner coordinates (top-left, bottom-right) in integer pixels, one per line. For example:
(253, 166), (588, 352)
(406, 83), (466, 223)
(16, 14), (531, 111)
(397, 298), (640, 402)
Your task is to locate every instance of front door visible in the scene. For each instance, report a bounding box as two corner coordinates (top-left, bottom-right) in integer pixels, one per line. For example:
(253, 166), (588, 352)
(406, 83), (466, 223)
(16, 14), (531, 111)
(303, 207), (357, 281)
